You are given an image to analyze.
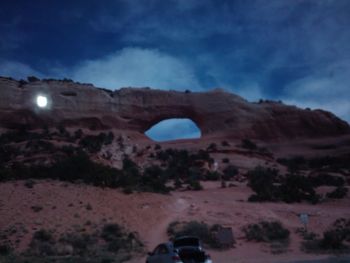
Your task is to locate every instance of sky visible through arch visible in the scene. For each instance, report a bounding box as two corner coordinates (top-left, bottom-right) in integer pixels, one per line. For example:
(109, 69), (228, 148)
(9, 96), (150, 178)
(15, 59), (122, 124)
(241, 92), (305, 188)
(1, 0), (350, 140)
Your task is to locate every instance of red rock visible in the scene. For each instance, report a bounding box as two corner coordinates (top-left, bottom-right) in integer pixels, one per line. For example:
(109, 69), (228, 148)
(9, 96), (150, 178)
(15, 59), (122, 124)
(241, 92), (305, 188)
(0, 77), (349, 141)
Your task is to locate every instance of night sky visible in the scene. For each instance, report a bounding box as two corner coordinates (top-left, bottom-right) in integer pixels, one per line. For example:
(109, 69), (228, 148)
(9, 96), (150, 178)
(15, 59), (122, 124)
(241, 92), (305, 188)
(1, 0), (349, 139)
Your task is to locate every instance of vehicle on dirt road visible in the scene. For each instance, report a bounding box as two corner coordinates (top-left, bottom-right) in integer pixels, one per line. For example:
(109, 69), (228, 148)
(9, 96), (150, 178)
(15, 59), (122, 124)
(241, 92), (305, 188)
(146, 236), (212, 263)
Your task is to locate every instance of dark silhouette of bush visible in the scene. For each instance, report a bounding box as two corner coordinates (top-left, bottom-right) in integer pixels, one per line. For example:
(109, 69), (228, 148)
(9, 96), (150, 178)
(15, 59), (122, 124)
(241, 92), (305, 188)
(302, 218), (350, 252)
(222, 165), (238, 180)
(141, 165), (170, 193)
(221, 140), (230, 147)
(79, 132), (114, 153)
(309, 174), (345, 187)
(241, 139), (257, 150)
(326, 187), (348, 199)
(279, 174), (318, 203)
(27, 76), (40, 82)
(247, 166), (279, 201)
(243, 221), (290, 242)
(278, 155), (350, 172)
(277, 156), (307, 172)
(247, 166), (321, 204)
(207, 143), (217, 151)
(167, 221), (220, 248)
(205, 171), (220, 181)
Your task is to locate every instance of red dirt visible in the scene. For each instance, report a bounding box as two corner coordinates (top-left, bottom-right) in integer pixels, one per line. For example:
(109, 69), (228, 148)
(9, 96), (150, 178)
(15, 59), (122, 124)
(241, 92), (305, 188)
(1, 180), (349, 263)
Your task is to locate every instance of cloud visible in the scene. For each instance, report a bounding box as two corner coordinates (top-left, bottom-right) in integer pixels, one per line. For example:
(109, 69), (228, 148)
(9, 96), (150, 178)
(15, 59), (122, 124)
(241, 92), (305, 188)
(281, 61), (350, 123)
(145, 118), (201, 142)
(69, 47), (201, 90)
(0, 60), (43, 80)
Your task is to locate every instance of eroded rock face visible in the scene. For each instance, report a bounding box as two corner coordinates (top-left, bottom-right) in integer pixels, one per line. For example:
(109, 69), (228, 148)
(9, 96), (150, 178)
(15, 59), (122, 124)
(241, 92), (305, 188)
(0, 77), (349, 141)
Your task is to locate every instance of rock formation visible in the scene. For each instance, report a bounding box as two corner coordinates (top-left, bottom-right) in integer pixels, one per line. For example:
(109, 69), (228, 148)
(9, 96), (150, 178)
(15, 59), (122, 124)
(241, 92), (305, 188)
(0, 77), (349, 141)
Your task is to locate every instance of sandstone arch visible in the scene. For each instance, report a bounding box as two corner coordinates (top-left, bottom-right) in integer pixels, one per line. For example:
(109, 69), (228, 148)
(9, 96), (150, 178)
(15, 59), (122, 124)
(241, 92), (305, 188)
(0, 77), (349, 141)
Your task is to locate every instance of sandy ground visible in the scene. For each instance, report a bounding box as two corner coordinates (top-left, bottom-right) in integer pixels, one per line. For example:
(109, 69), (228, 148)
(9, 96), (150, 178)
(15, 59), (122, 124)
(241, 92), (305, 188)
(1, 180), (349, 263)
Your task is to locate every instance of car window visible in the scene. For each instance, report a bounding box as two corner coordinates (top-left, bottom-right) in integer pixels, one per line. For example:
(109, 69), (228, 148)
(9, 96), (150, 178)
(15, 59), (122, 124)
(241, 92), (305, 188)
(153, 244), (169, 255)
(158, 244), (169, 254)
(173, 237), (200, 247)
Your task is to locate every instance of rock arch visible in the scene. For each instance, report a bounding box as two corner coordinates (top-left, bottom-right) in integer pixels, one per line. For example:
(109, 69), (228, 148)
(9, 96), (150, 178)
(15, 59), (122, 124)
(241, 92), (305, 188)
(0, 77), (349, 141)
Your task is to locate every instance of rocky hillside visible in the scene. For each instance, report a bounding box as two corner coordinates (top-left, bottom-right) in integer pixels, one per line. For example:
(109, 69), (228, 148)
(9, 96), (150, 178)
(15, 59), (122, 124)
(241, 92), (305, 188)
(1, 76), (349, 141)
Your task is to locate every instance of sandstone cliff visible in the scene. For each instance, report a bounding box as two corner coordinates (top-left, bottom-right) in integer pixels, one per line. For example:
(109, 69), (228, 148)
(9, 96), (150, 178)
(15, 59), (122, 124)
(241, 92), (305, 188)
(0, 77), (349, 141)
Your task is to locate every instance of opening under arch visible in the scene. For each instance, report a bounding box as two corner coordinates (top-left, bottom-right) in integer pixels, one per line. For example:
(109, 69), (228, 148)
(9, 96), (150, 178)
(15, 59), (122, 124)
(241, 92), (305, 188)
(145, 118), (201, 142)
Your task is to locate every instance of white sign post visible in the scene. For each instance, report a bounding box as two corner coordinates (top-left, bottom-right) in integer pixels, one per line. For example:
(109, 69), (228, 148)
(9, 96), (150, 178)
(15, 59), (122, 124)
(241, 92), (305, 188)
(299, 213), (309, 232)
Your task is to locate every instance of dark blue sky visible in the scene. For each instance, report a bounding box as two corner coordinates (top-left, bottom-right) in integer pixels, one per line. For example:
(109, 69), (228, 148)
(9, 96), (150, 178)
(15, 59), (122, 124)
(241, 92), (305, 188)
(1, 0), (350, 129)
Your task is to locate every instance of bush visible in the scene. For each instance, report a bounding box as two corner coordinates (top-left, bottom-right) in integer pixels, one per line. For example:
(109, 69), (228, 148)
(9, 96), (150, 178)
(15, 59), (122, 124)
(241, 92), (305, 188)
(243, 221), (290, 242)
(205, 171), (220, 181)
(222, 165), (238, 180)
(279, 174), (317, 203)
(241, 139), (257, 150)
(33, 230), (54, 242)
(0, 244), (12, 255)
(27, 76), (40, 82)
(247, 166), (279, 201)
(221, 141), (230, 147)
(326, 187), (348, 199)
(310, 174), (345, 187)
(167, 221), (220, 248)
(302, 218), (350, 252)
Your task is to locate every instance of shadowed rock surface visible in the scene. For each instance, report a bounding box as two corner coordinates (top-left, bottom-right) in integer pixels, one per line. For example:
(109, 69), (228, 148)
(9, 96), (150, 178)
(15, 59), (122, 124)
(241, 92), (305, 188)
(0, 77), (349, 141)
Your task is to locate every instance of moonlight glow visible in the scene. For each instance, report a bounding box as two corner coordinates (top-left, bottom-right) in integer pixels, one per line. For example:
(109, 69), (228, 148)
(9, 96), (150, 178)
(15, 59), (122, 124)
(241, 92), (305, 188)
(36, 95), (48, 108)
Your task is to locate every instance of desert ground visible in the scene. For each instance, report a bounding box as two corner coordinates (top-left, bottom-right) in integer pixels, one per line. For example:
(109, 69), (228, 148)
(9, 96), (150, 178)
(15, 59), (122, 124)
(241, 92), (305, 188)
(1, 178), (349, 263)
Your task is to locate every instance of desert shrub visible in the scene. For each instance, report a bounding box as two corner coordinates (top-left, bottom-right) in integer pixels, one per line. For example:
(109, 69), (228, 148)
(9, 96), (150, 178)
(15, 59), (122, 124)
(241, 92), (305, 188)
(0, 243), (12, 255)
(247, 166), (322, 204)
(243, 221), (290, 242)
(278, 174), (318, 203)
(207, 143), (217, 151)
(167, 221), (219, 248)
(74, 129), (83, 140)
(302, 218), (350, 252)
(277, 156), (307, 172)
(0, 130), (43, 144)
(221, 140), (230, 147)
(241, 139), (257, 150)
(154, 144), (161, 150)
(140, 165), (170, 193)
(101, 224), (142, 253)
(205, 171), (220, 181)
(27, 76), (40, 82)
(309, 174), (345, 187)
(31, 205), (43, 212)
(278, 155), (350, 172)
(326, 187), (348, 199)
(59, 232), (96, 255)
(33, 230), (54, 243)
(247, 166), (279, 202)
(222, 165), (238, 180)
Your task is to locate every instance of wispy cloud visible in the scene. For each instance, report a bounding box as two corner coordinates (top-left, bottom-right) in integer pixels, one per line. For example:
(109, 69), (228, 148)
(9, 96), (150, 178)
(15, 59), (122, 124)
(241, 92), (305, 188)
(68, 47), (201, 91)
(0, 59), (43, 79)
(281, 61), (350, 123)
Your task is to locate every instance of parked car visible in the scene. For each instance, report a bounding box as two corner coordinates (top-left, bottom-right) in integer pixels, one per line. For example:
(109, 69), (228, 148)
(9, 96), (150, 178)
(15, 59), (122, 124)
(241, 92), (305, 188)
(146, 236), (212, 263)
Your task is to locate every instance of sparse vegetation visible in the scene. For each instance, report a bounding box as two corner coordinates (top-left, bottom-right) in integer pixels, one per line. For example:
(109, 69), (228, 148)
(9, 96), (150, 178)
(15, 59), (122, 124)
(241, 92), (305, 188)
(302, 218), (350, 253)
(167, 221), (224, 249)
(7, 223), (144, 262)
(241, 139), (257, 150)
(247, 166), (320, 203)
(243, 221), (290, 243)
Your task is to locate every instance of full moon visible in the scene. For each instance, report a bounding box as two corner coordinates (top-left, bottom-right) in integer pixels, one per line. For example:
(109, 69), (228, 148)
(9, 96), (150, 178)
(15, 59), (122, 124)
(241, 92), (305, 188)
(36, 95), (48, 108)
